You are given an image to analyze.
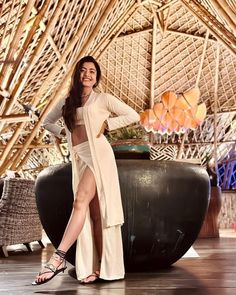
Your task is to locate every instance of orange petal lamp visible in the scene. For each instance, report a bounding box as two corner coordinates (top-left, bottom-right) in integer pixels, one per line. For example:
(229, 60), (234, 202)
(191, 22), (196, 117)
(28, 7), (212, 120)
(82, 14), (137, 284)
(139, 88), (206, 135)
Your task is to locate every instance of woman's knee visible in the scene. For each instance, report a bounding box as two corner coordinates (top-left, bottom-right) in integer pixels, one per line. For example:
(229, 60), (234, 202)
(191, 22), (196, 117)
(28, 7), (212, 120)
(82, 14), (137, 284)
(73, 190), (91, 210)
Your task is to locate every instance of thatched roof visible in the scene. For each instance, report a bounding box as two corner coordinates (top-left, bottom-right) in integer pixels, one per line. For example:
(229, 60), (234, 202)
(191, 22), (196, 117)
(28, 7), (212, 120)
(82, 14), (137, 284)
(0, 0), (235, 186)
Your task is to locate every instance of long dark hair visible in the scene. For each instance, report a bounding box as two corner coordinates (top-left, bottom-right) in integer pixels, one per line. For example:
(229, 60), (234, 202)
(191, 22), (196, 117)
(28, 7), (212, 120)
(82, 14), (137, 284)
(62, 56), (101, 131)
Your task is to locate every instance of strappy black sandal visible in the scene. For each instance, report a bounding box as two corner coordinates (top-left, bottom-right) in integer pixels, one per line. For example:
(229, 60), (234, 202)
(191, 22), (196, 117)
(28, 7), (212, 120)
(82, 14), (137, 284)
(32, 249), (67, 285)
(80, 271), (101, 284)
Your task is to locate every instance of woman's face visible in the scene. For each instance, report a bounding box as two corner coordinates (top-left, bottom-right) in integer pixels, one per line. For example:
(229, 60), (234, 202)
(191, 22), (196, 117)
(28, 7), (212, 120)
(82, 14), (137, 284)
(79, 62), (97, 88)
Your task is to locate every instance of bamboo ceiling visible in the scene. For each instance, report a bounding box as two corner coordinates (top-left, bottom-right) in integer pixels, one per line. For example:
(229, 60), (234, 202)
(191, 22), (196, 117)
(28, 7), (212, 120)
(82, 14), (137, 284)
(0, 0), (235, 180)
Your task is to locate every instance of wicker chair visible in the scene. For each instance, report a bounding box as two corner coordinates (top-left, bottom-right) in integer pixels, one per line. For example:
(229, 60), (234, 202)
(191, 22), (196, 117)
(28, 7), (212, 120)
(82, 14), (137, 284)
(0, 178), (44, 257)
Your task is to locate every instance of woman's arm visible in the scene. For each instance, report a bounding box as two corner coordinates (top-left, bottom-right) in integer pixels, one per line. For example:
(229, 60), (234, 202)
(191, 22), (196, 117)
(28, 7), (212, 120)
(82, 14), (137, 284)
(42, 99), (65, 138)
(105, 94), (140, 131)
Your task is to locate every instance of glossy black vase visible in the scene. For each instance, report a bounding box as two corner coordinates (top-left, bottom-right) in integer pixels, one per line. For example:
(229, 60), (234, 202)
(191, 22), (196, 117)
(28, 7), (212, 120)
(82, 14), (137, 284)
(35, 160), (210, 270)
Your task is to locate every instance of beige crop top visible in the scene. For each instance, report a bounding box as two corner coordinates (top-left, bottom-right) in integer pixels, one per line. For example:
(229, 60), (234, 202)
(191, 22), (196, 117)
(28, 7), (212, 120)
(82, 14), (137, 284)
(76, 107), (84, 125)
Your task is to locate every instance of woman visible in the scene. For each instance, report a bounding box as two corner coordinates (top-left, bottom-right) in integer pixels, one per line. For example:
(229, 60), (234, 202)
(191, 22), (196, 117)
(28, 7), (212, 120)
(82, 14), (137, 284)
(32, 56), (140, 285)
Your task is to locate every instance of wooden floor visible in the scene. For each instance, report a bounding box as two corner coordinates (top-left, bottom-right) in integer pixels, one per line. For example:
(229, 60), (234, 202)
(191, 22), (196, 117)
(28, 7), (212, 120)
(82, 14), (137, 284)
(0, 230), (236, 295)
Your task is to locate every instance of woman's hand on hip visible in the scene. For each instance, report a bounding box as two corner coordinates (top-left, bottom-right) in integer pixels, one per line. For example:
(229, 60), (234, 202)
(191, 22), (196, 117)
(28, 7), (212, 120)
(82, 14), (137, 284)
(97, 121), (108, 138)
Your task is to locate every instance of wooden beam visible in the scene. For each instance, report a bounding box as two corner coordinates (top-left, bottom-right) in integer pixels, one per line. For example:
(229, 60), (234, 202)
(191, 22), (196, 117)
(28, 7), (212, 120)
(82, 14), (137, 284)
(0, 114), (31, 123)
(181, 0), (236, 56)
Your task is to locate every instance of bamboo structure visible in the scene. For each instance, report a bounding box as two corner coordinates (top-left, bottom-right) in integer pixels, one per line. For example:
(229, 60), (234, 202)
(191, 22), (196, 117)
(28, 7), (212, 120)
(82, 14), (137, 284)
(0, 0), (235, 188)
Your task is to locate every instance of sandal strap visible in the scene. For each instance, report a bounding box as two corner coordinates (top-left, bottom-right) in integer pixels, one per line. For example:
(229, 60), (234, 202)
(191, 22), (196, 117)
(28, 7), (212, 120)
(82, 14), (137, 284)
(38, 269), (55, 276)
(55, 249), (66, 259)
(44, 263), (57, 273)
(43, 256), (66, 273)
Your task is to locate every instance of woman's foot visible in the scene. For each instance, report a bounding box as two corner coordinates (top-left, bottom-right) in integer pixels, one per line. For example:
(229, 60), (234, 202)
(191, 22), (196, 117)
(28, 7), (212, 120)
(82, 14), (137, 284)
(80, 270), (100, 284)
(32, 250), (67, 285)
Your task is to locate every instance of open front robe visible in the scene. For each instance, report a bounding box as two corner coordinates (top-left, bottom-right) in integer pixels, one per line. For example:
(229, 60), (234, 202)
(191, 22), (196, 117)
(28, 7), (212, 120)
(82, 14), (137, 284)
(42, 90), (140, 280)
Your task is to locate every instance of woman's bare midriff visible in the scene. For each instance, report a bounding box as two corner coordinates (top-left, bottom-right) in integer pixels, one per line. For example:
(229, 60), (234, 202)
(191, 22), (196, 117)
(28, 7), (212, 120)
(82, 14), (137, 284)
(71, 125), (88, 146)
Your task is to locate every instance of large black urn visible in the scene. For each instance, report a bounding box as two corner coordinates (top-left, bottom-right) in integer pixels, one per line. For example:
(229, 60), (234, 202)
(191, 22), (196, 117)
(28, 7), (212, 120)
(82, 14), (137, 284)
(35, 160), (210, 271)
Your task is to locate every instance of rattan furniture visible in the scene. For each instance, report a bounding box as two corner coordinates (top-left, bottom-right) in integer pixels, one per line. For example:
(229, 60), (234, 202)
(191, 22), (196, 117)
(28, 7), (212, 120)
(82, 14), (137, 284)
(0, 178), (44, 257)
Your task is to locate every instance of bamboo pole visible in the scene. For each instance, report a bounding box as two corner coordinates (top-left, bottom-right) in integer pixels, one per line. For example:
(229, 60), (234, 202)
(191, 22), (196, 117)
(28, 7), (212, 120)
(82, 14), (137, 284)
(0, 148), (20, 175)
(0, 114), (31, 123)
(149, 17), (157, 145)
(54, 141), (67, 163)
(177, 30), (209, 159)
(14, 149), (32, 172)
(207, 110), (236, 116)
(212, 0), (236, 31)
(0, 122), (25, 169)
(6, 0), (52, 90)
(181, 0), (236, 56)
(163, 7), (171, 33)
(150, 18), (157, 108)
(195, 30), (209, 87)
(213, 43), (220, 172)
(5, 87), (65, 174)
(154, 139), (236, 146)
(0, 0), (67, 127)
(13, 131), (46, 171)
(79, 0), (121, 58)
(0, 0), (36, 89)
(91, 3), (138, 57)
(216, 0), (236, 25)
(0, 0), (21, 114)
(0, 1), (16, 64)
(118, 26), (217, 43)
(23, 0), (104, 110)
(0, 0), (21, 75)
(0, 144), (54, 149)
(139, 0), (179, 12)
(176, 132), (188, 159)
(97, 6), (138, 59)
(151, 4), (164, 35)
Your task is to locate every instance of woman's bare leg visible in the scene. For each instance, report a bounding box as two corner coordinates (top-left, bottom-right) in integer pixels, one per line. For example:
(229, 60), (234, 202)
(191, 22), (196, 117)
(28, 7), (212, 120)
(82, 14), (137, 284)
(80, 193), (103, 283)
(35, 167), (96, 284)
(90, 192), (102, 259)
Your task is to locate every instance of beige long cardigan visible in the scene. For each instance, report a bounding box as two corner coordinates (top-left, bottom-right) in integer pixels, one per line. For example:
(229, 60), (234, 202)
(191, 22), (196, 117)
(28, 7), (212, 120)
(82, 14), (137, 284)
(42, 90), (140, 280)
